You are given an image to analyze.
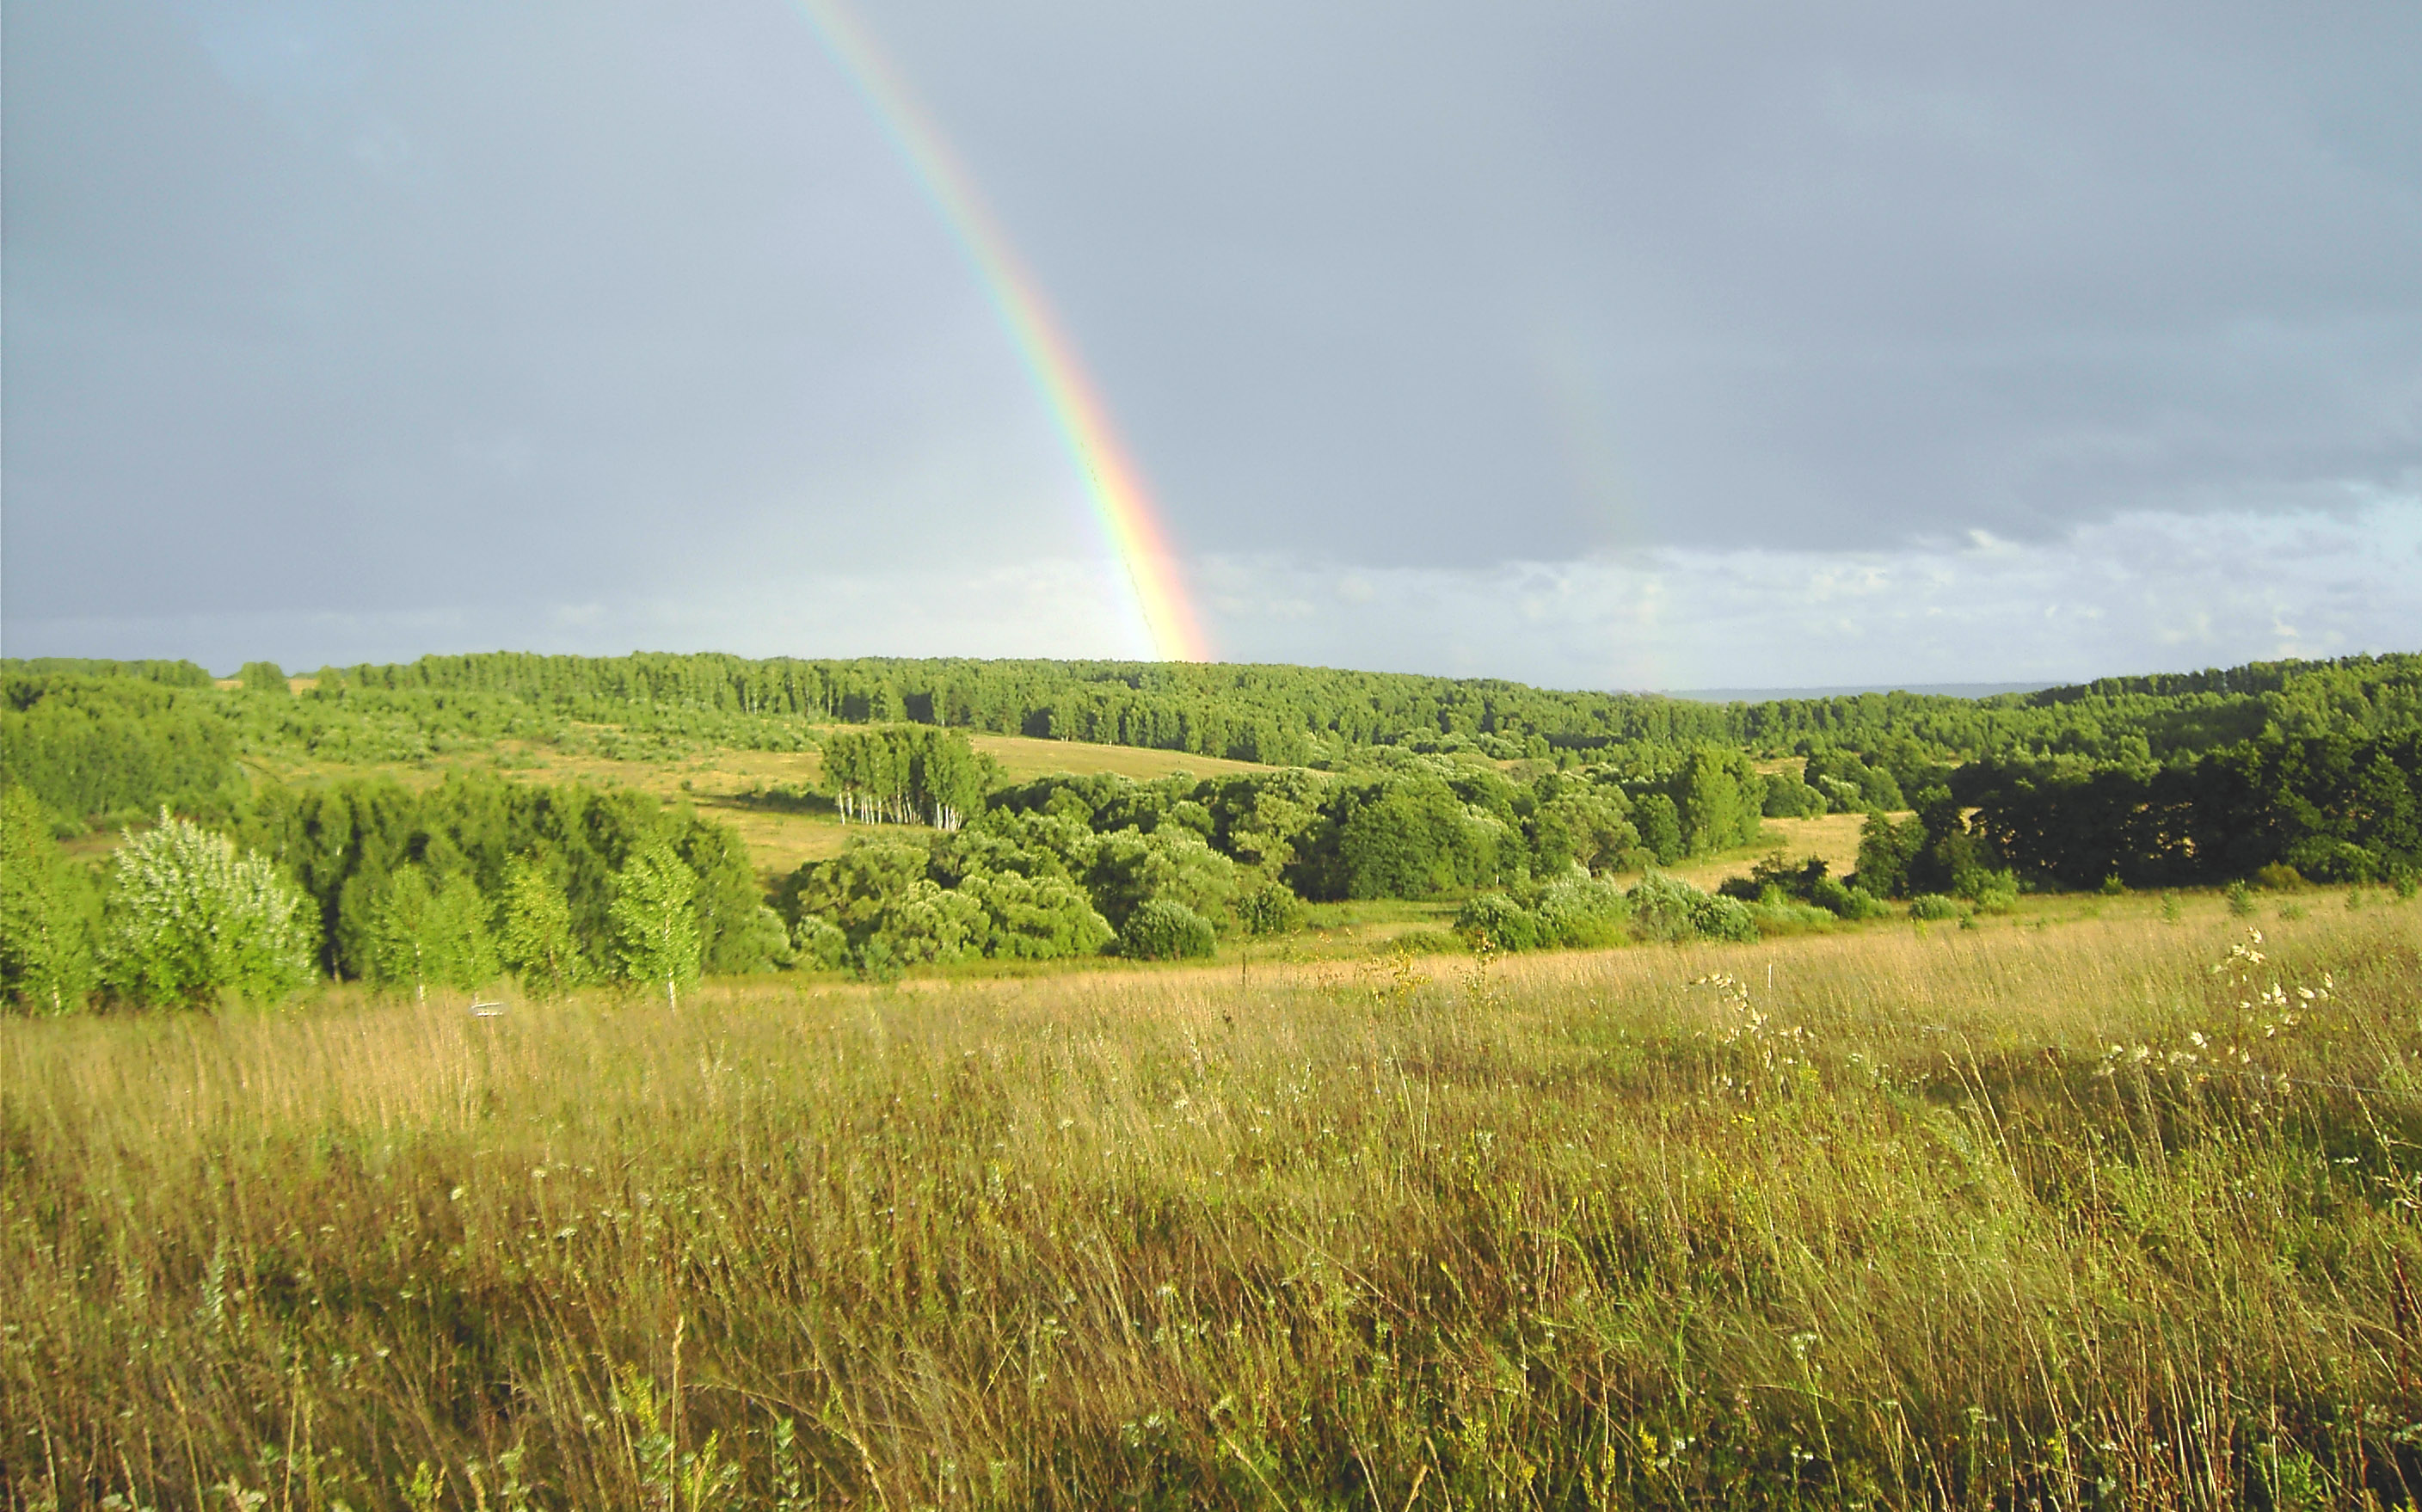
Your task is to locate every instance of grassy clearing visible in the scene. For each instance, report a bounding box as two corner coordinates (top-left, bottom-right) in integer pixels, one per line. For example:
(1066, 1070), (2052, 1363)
(5, 905), (2419, 1509)
(239, 733), (1273, 883)
(1644, 814), (1879, 893)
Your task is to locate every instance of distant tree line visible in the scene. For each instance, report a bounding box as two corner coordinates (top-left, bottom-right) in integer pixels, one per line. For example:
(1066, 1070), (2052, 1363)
(1, 672), (240, 821)
(172, 648), (2422, 768)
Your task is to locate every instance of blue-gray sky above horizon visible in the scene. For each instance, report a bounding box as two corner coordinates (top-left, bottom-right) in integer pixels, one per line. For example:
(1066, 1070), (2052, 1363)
(4, 0), (2418, 689)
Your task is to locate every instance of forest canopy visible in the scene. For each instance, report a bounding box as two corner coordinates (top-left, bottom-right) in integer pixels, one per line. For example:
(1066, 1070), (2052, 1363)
(3, 647), (2419, 1009)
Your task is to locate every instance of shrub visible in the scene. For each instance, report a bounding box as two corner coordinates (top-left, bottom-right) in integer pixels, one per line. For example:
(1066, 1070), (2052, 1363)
(2225, 881), (2259, 917)
(100, 811), (317, 1008)
(1532, 875), (1631, 948)
(1454, 892), (1541, 952)
(2099, 874), (2126, 896)
(1956, 867), (2022, 916)
(1693, 894), (1761, 942)
(792, 917), (849, 971)
(1748, 899), (1835, 934)
(959, 872), (1112, 961)
(1391, 928), (1467, 956)
(1840, 887), (1892, 920)
(1627, 872), (1705, 943)
(1908, 894), (1966, 923)
(1119, 899), (1216, 960)
(2253, 864), (2307, 892)
(1231, 880), (1304, 939)
(1627, 873), (1756, 943)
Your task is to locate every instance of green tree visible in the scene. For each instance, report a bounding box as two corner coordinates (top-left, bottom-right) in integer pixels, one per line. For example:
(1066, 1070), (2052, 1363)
(958, 871), (1113, 960)
(611, 839), (702, 1011)
(0, 787), (98, 1012)
(1851, 812), (1927, 900)
(1633, 794), (1685, 867)
(365, 866), (499, 1002)
(237, 661), (291, 696)
(498, 855), (583, 999)
(100, 811), (317, 1008)
(1527, 790), (1638, 875)
(864, 878), (987, 965)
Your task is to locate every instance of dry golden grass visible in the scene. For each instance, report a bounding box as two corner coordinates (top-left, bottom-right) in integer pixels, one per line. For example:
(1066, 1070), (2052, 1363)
(5, 903), (2419, 1509)
(962, 734), (1272, 784)
(1648, 813), (1882, 892)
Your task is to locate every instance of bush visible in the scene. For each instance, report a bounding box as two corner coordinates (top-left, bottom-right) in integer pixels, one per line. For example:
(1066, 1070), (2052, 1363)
(1748, 899), (1836, 934)
(2253, 864), (2307, 892)
(1804, 876), (1889, 921)
(1627, 872), (1757, 943)
(100, 811), (317, 1008)
(1694, 894), (1761, 942)
(1454, 892), (1541, 952)
(959, 872), (1113, 961)
(1, 787), (99, 1013)
(792, 917), (849, 971)
(1627, 872), (1704, 943)
(1231, 880), (1304, 939)
(1760, 773), (1826, 819)
(2226, 881), (2259, 917)
(1119, 899), (1217, 960)
(1838, 887), (1892, 920)
(1532, 875), (1631, 948)
(1956, 867), (2022, 916)
(1908, 894), (1966, 923)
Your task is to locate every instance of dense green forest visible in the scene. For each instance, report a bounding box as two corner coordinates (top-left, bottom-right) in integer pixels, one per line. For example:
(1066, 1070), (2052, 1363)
(4, 648), (2419, 1008)
(9, 648), (2420, 792)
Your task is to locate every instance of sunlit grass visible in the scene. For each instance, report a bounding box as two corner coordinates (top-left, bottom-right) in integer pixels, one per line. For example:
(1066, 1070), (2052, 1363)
(4, 905), (2419, 1508)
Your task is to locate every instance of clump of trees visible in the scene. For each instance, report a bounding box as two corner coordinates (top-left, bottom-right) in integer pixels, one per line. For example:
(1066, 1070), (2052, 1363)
(1955, 733), (2421, 888)
(1, 791), (314, 1012)
(0, 774), (784, 1013)
(823, 726), (997, 830)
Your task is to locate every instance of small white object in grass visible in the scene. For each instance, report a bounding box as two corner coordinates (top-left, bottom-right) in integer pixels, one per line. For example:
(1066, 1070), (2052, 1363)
(470, 999), (506, 1018)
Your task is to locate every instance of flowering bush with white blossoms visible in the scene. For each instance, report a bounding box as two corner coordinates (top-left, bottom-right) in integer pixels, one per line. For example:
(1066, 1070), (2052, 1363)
(101, 810), (318, 1008)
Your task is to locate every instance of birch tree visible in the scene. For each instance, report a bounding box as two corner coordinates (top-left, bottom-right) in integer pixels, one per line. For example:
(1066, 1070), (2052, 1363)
(610, 839), (701, 1011)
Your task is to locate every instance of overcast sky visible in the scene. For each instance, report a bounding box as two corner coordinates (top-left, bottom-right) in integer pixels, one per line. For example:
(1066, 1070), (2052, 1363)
(4, 0), (2417, 688)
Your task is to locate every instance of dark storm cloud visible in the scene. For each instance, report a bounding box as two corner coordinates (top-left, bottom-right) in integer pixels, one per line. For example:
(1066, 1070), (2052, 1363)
(4, 0), (1087, 625)
(872, 1), (2420, 558)
(3, 0), (2416, 678)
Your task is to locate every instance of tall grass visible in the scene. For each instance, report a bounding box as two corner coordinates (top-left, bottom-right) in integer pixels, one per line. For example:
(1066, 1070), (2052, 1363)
(4, 908), (2419, 1509)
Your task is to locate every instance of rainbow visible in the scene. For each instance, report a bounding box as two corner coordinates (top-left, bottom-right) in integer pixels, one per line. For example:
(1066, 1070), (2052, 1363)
(794, 0), (1213, 663)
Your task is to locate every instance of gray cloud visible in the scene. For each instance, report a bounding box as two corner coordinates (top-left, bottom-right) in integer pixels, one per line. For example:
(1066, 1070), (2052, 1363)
(4, 0), (2416, 682)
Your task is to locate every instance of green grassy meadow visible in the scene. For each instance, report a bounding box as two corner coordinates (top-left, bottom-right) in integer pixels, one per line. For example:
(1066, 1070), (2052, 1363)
(6, 896), (2419, 1509)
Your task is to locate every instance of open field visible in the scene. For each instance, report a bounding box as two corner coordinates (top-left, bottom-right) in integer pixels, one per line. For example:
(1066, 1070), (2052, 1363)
(6, 900), (2419, 1509)
(1644, 812), (1878, 893)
